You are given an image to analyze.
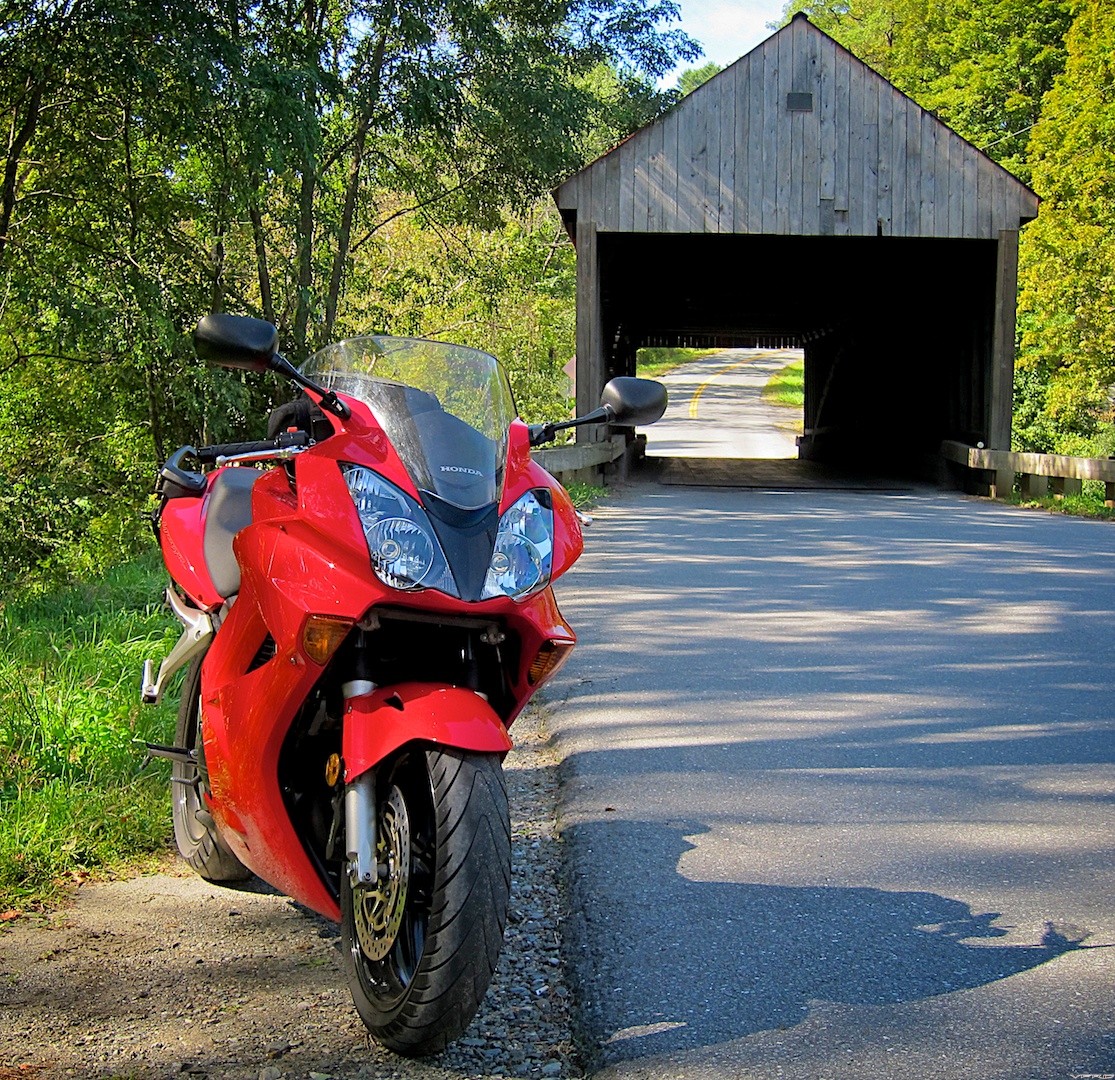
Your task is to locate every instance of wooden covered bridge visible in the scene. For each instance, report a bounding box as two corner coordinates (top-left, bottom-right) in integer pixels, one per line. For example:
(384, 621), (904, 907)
(552, 13), (1039, 474)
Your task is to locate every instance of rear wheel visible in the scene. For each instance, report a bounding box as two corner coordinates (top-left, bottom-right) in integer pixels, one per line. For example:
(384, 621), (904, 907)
(172, 654), (251, 883)
(341, 746), (511, 1056)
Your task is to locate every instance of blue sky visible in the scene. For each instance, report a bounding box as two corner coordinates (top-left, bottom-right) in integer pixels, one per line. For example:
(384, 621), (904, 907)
(664, 0), (789, 86)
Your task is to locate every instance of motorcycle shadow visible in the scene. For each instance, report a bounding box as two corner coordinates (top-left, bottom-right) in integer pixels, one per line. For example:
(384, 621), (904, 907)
(564, 818), (1090, 1067)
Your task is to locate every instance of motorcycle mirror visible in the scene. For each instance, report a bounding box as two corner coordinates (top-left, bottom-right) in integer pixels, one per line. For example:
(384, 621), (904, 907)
(600, 377), (668, 427)
(193, 313), (280, 372)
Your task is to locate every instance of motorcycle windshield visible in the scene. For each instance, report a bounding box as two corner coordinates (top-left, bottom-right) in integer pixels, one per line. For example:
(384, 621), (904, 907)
(302, 336), (517, 510)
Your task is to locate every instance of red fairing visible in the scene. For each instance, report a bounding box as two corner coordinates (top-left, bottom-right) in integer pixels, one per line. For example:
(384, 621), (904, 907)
(342, 684), (512, 783)
(144, 327), (673, 1054)
(158, 480), (226, 612)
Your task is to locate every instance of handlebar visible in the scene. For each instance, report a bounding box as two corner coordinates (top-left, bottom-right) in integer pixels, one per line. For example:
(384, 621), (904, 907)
(195, 430), (310, 463)
(157, 431), (311, 499)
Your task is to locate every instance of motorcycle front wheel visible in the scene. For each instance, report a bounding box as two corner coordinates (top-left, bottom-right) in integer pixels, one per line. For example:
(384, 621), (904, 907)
(341, 746), (511, 1056)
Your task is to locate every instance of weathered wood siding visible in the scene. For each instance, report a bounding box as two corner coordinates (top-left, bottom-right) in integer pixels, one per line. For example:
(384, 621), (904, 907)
(555, 15), (1038, 240)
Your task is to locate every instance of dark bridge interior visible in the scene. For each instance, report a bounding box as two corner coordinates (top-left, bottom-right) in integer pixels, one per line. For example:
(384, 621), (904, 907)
(598, 232), (1003, 470)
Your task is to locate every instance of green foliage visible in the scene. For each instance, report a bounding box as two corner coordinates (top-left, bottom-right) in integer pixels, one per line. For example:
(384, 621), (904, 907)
(636, 346), (719, 376)
(0, 0), (697, 597)
(786, 0), (1072, 179)
(1006, 480), (1115, 520)
(762, 360), (806, 407)
(565, 481), (608, 508)
(1015, 0), (1115, 456)
(338, 205), (577, 426)
(0, 554), (177, 907)
(676, 61), (723, 96)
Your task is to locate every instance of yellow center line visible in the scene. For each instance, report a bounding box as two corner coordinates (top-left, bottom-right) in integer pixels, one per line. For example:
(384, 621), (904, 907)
(688, 350), (781, 419)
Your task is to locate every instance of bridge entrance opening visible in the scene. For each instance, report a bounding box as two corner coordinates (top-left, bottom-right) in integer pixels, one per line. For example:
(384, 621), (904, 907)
(636, 346), (803, 462)
(601, 232), (1003, 477)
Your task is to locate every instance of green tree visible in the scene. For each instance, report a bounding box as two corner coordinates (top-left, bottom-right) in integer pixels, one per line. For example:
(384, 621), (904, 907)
(0, 0), (697, 592)
(676, 60), (722, 96)
(1014, 0), (1115, 455)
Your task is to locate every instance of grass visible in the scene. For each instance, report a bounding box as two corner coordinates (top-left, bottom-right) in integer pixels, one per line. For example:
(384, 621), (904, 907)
(762, 359), (805, 408)
(0, 553), (179, 911)
(565, 481), (607, 509)
(1003, 480), (1115, 521)
(636, 347), (720, 378)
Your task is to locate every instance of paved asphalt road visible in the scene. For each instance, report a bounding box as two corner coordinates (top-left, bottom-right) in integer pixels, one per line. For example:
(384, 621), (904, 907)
(644, 349), (801, 460)
(547, 482), (1115, 1080)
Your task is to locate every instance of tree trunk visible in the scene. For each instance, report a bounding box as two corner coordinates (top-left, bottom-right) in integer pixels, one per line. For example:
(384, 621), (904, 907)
(324, 29), (388, 340)
(1, 79), (44, 262)
(249, 178), (276, 326)
(291, 161), (317, 355)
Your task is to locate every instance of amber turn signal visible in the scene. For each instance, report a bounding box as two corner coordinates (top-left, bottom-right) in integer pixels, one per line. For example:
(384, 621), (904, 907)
(527, 639), (574, 685)
(302, 615), (352, 665)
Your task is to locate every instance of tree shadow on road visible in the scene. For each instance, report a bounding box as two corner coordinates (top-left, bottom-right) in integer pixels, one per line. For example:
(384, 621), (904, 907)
(565, 818), (1091, 1068)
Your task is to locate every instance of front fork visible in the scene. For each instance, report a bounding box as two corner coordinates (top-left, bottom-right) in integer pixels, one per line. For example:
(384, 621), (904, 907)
(340, 632), (380, 888)
(344, 769), (380, 887)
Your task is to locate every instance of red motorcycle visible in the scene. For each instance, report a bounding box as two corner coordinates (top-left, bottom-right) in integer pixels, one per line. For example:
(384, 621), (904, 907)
(141, 314), (665, 1055)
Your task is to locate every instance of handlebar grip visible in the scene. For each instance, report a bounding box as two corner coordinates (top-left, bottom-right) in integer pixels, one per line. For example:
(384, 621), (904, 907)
(158, 446), (207, 496)
(195, 430), (310, 463)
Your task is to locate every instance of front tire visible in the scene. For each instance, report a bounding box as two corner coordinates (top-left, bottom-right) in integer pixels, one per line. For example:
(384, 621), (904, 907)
(171, 654), (251, 883)
(341, 746), (511, 1056)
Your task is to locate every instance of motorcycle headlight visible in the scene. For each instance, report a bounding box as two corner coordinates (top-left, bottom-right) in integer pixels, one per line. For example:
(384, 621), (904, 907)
(482, 490), (554, 601)
(342, 466), (458, 596)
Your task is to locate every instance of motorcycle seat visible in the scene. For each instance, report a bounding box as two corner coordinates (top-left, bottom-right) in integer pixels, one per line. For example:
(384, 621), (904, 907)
(204, 467), (263, 598)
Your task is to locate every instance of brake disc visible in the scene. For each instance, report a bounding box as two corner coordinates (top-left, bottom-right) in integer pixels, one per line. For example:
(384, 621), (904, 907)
(354, 784), (410, 961)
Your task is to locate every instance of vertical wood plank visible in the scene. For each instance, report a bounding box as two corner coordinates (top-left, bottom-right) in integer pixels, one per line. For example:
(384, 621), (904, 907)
(732, 55), (752, 232)
(788, 18), (809, 234)
(702, 76), (722, 231)
(574, 219), (602, 430)
(834, 45), (847, 234)
(961, 143), (978, 237)
(976, 156), (993, 238)
(690, 89), (711, 233)
(937, 123), (953, 237)
(771, 26), (790, 233)
(889, 92), (907, 236)
(618, 148), (635, 232)
(920, 110), (937, 237)
(603, 151), (620, 232)
(993, 166), (1016, 234)
(647, 118), (664, 232)
(748, 48), (765, 231)
(861, 66), (879, 234)
(845, 59), (864, 234)
(819, 32), (836, 208)
(877, 84), (894, 234)
(718, 64), (736, 232)
(676, 93), (702, 231)
(632, 127), (650, 233)
(946, 133), (963, 236)
(658, 110), (680, 231)
(989, 229), (1019, 448)
(762, 33), (780, 231)
(904, 104), (923, 236)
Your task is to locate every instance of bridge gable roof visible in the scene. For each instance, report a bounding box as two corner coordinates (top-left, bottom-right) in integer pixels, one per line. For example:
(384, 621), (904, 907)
(554, 14), (1039, 239)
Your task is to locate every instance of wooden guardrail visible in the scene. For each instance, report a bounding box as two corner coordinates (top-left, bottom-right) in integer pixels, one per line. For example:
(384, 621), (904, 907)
(941, 440), (1115, 506)
(531, 435), (627, 482)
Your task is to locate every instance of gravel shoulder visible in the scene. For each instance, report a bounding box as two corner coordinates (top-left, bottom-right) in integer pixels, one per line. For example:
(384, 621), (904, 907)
(0, 708), (578, 1080)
